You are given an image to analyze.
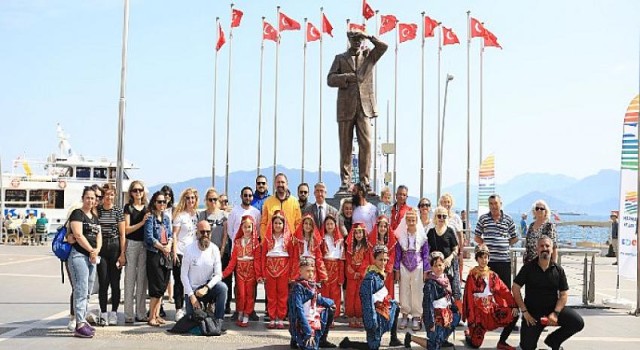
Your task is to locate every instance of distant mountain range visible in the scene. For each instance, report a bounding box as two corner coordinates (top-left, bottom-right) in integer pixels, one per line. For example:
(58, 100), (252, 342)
(150, 168), (620, 216)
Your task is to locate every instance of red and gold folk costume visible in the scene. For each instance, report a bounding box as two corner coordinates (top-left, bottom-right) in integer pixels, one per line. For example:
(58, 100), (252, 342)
(344, 223), (371, 319)
(320, 215), (345, 316)
(222, 215), (262, 318)
(260, 211), (293, 320)
(290, 214), (328, 282)
(367, 215), (398, 299)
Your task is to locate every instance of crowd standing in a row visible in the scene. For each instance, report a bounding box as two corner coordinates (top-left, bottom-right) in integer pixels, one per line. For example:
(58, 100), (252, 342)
(62, 174), (583, 350)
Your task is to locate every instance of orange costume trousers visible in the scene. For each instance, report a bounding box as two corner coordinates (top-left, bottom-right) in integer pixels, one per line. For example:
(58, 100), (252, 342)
(265, 256), (290, 320)
(321, 259), (343, 316)
(345, 277), (363, 318)
(234, 260), (257, 316)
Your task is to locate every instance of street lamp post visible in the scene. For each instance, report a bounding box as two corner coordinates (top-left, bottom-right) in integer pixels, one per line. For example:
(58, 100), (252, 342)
(437, 74), (454, 200)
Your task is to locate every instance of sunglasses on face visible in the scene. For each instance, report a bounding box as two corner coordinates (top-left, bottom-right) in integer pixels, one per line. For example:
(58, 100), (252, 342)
(185, 196), (196, 200)
(207, 197), (218, 202)
(418, 203), (431, 208)
(96, 195), (104, 200)
(242, 193), (253, 198)
(221, 200), (229, 204)
(198, 230), (211, 235)
(130, 188), (144, 193)
(299, 191), (308, 194)
(535, 207), (546, 211)
(164, 193), (172, 197)
(436, 214), (448, 219)
(256, 181), (266, 185)
(156, 200), (167, 204)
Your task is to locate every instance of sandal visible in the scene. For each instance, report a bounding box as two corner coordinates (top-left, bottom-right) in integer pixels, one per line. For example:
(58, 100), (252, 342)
(266, 320), (276, 329)
(157, 317), (166, 324)
(148, 319), (160, 327)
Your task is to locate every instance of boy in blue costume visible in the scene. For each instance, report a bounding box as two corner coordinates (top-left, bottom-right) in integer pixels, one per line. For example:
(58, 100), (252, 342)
(288, 257), (337, 349)
(339, 245), (402, 349)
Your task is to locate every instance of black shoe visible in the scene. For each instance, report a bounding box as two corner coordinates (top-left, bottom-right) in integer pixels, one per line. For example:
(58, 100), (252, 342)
(264, 314), (271, 322)
(512, 324), (519, 331)
(290, 340), (299, 349)
(230, 311), (239, 321)
(319, 340), (337, 348)
(225, 307), (232, 314)
(159, 306), (166, 318)
(441, 340), (454, 347)
(613, 262), (618, 265)
(249, 311), (260, 321)
(389, 336), (402, 347)
(404, 332), (412, 348)
(544, 338), (563, 350)
(339, 337), (350, 349)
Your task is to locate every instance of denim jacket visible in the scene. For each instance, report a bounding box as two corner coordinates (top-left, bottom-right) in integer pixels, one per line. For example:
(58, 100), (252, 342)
(144, 213), (173, 253)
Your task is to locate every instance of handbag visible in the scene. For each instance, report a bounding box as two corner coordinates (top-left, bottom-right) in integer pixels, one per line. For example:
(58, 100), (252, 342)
(159, 253), (173, 270)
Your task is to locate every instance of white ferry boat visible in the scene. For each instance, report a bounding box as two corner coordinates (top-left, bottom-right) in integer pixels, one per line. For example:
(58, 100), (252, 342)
(1, 125), (136, 233)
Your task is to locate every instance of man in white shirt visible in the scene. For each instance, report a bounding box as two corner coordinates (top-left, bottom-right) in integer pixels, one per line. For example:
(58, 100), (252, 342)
(227, 186), (261, 243)
(180, 220), (228, 324)
(352, 182), (377, 233)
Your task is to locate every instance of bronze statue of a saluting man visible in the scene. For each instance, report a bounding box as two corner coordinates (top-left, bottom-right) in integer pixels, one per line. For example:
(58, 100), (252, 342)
(327, 28), (388, 193)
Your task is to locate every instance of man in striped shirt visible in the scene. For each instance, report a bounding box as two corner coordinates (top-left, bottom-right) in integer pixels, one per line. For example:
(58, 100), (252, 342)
(474, 194), (518, 289)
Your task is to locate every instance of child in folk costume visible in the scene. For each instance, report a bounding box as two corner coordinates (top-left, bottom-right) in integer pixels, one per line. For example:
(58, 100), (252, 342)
(261, 210), (293, 329)
(344, 222), (371, 328)
(367, 215), (397, 299)
(290, 214), (327, 282)
(404, 251), (461, 350)
(320, 215), (345, 320)
(222, 215), (262, 327)
(463, 244), (518, 350)
(338, 245), (402, 350)
(393, 209), (430, 331)
(288, 257), (337, 350)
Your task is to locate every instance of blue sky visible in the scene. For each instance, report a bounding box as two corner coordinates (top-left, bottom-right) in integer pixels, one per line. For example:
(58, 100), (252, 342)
(1, 0), (638, 195)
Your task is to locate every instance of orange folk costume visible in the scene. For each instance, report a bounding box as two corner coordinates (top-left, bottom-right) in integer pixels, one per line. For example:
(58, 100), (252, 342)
(344, 223), (371, 319)
(222, 216), (262, 320)
(261, 211), (293, 321)
(367, 215), (398, 299)
(290, 215), (328, 282)
(320, 216), (345, 316)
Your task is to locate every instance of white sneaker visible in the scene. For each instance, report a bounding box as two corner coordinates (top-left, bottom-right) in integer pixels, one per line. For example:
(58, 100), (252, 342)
(175, 308), (186, 322)
(412, 318), (421, 331)
(108, 311), (118, 326)
(399, 316), (408, 330)
(67, 316), (76, 332)
(100, 312), (109, 327)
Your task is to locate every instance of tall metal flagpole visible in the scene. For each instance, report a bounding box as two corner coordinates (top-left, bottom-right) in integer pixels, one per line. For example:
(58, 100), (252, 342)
(479, 24), (484, 165)
(393, 23), (398, 190)
(386, 100), (390, 183)
(272, 6), (281, 182)
(318, 8), (324, 183)
(115, 0), (130, 208)
(420, 12), (425, 199)
(257, 17), (266, 177)
(224, 3), (235, 195)
(436, 24), (442, 200)
(373, 10), (379, 194)
(212, 17), (220, 187)
(301, 18), (308, 183)
(465, 10), (472, 239)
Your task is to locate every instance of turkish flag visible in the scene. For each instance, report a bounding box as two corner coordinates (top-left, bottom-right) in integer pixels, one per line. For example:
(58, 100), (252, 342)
(362, 0), (375, 20)
(424, 16), (439, 37)
(483, 28), (502, 49)
(349, 23), (366, 32)
(216, 23), (226, 51)
(307, 22), (321, 42)
(442, 26), (459, 45)
(279, 11), (301, 31)
(263, 21), (278, 42)
(379, 14), (397, 35)
(470, 17), (485, 38)
(231, 8), (243, 28)
(322, 13), (333, 37)
(398, 23), (417, 43)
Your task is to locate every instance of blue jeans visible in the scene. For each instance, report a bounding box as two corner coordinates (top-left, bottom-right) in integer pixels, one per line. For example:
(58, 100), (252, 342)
(184, 281), (228, 320)
(68, 247), (97, 325)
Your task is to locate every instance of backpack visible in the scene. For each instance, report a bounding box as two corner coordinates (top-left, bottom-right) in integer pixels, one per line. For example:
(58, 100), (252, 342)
(192, 306), (222, 336)
(52, 220), (71, 283)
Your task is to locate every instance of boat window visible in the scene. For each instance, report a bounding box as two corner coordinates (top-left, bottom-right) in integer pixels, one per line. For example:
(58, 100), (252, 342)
(94, 167), (108, 179)
(109, 168), (116, 179)
(28, 190), (64, 209)
(4, 189), (27, 208)
(77, 167), (91, 179)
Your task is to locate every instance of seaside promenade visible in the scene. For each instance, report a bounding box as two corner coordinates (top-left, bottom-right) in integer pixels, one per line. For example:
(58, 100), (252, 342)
(1, 244), (639, 349)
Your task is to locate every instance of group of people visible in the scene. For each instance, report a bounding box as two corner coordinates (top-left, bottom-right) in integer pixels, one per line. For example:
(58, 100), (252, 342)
(2, 211), (49, 243)
(60, 174), (584, 350)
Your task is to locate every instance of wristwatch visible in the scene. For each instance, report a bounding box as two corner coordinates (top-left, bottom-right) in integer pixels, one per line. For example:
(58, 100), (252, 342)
(553, 309), (561, 316)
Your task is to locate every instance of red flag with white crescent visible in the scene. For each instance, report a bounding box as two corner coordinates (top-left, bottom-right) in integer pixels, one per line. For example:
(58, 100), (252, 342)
(398, 23), (417, 43)
(483, 28), (502, 49)
(307, 22), (321, 42)
(379, 14), (397, 35)
(231, 8), (243, 28)
(216, 23), (226, 51)
(362, 0), (375, 20)
(322, 13), (334, 37)
(424, 16), (439, 38)
(470, 17), (485, 38)
(349, 23), (366, 32)
(263, 21), (278, 42)
(279, 11), (301, 31)
(442, 26), (460, 45)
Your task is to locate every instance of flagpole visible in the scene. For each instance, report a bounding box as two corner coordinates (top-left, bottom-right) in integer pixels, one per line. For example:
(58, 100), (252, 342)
(420, 12), (425, 199)
(115, 0), (130, 208)
(224, 3), (235, 195)
(436, 24), (442, 200)
(479, 29), (484, 166)
(318, 8), (324, 183)
(465, 10), (471, 241)
(212, 17), (220, 188)
(273, 6), (281, 182)
(393, 23), (398, 190)
(373, 9), (379, 194)
(346, 19), (350, 48)
(257, 17), (266, 177)
(386, 99), (390, 184)
(301, 18), (308, 184)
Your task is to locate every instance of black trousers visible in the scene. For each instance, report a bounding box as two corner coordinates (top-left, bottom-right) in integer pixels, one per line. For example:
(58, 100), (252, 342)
(171, 254), (184, 309)
(488, 261), (512, 289)
(97, 237), (122, 312)
(519, 307), (584, 350)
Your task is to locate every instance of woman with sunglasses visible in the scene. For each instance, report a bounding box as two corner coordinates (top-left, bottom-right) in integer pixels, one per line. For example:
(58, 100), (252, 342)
(172, 188), (200, 321)
(439, 193), (465, 278)
(144, 191), (173, 327)
(418, 198), (433, 231)
(198, 188), (231, 314)
(523, 200), (557, 264)
(123, 181), (150, 323)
